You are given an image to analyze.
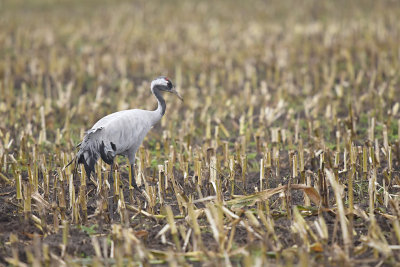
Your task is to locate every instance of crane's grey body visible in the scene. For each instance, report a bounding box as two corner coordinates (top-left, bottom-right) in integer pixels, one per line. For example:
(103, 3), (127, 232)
(91, 109), (154, 160)
(78, 107), (161, 169)
(70, 77), (182, 220)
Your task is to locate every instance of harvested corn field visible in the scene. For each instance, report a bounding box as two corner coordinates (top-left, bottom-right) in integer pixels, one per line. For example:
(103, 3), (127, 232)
(1, 0), (400, 266)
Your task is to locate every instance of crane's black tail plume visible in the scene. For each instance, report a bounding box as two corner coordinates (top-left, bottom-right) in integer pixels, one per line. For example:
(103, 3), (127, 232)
(77, 149), (99, 179)
(63, 127), (113, 180)
(63, 138), (99, 180)
(63, 149), (98, 178)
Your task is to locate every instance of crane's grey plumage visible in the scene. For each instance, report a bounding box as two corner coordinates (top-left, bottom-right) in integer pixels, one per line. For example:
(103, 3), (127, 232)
(66, 76), (182, 219)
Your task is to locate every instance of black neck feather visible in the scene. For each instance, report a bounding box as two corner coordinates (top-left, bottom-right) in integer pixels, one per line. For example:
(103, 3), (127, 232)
(153, 86), (166, 116)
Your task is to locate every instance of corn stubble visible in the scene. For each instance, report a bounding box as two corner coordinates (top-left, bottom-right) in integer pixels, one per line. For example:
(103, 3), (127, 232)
(1, 0), (400, 266)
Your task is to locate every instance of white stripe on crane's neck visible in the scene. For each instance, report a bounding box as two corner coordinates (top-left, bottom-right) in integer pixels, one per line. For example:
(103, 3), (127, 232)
(149, 86), (166, 126)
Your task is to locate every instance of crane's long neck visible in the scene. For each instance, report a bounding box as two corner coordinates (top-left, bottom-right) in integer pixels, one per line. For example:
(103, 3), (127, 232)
(150, 87), (166, 126)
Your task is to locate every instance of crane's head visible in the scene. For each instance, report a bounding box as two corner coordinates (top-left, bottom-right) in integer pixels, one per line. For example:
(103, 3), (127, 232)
(151, 76), (183, 101)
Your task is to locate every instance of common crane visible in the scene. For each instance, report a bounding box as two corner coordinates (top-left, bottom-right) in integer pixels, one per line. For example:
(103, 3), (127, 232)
(67, 76), (182, 219)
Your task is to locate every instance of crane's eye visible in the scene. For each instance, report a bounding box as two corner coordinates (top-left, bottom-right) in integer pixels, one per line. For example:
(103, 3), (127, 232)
(167, 80), (173, 90)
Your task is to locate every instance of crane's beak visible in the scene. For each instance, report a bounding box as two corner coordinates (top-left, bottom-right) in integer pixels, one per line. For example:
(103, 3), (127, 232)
(171, 88), (183, 102)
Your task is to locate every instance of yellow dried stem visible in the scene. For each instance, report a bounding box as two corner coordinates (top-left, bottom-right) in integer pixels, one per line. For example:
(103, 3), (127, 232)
(374, 139), (380, 166)
(240, 135), (246, 155)
(182, 160), (189, 182)
(118, 187), (126, 222)
(258, 208), (279, 246)
(166, 160), (173, 187)
(137, 154), (144, 188)
(369, 146), (375, 168)
(206, 147), (214, 166)
(210, 156), (220, 202)
(0, 172), (11, 185)
(166, 160), (184, 214)
(158, 164), (165, 205)
(241, 154), (247, 189)
(91, 236), (102, 259)
(187, 203), (202, 248)
(348, 167), (355, 246)
(369, 117), (375, 142)
(273, 146), (280, 177)
(362, 146), (368, 173)
(319, 152), (324, 170)
(114, 169), (119, 196)
(299, 140), (304, 172)
(245, 210), (260, 228)
(165, 205), (181, 252)
(80, 165), (86, 186)
(393, 219), (400, 245)
(23, 182), (32, 215)
(58, 182), (66, 215)
(42, 164), (49, 198)
(350, 145), (357, 166)
(315, 215), (329, 242)
(292, 206), (310, 248)
(62, 220), (68, 247)
(226, 221), (237, 252)
(33, 148), (38, 192)
(368, 168), (377, 216)
(27, 163), (33, 187)
(333, 152), (339, 169)
(304, 173), (311, 206)
(223, 141), (229, 166)
(97, 163), (102, 192)
(16, 173), (22, 201)
(168, 145), (175, 166)
(204, 204), (225, 252)
(146, 186), (157, 214)
(259, 158), (264, 191)
(325, 169), (350, 256)
(292, 154), (298, 179)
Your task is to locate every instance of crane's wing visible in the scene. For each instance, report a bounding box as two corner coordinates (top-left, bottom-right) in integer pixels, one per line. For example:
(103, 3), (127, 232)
(76, 126), (116, 178)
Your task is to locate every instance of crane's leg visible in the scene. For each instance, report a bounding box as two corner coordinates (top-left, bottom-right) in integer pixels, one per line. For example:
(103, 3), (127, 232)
(109, 162), (114, 221)
(128, 152), (143, 192)
(130, 164), (144, 191)
(130, 164), (138, 189)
